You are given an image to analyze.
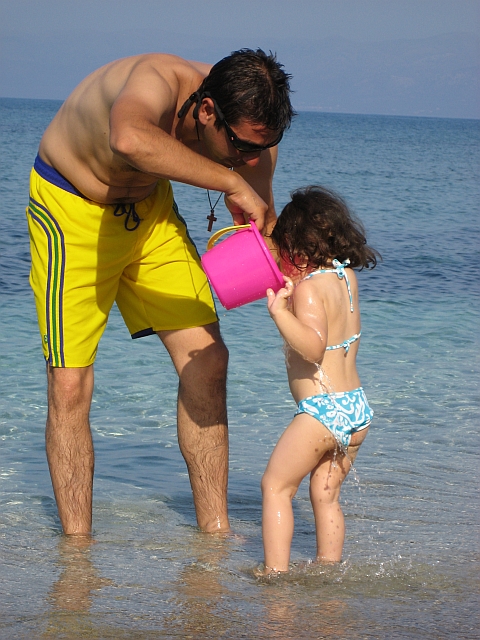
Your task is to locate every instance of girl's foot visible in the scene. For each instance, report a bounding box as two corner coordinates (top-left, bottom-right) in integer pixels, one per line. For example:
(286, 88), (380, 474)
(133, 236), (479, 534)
(253, 563), (288, 577)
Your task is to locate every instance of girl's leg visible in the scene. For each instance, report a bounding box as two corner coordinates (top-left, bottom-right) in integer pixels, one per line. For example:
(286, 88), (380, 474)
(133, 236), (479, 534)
(309, 451), (351, 563)
(261, 414), (335, 573)
(309, 438), (364, 563)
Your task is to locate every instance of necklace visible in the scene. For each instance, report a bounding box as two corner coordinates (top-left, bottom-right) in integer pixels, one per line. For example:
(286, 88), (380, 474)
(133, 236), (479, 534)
(206, 190), (222, 231)
(195, 119), (223, 232)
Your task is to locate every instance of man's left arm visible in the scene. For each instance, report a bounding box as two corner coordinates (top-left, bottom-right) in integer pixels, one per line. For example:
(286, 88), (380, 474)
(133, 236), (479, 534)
(233, 146), (278, 238)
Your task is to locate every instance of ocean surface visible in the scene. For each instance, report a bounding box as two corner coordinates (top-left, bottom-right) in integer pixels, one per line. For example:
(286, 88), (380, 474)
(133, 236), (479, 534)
(1, 97), (479, 639)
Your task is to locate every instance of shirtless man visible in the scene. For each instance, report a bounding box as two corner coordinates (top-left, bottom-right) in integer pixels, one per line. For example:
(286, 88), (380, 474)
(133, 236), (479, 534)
(27, 49), (294, 536)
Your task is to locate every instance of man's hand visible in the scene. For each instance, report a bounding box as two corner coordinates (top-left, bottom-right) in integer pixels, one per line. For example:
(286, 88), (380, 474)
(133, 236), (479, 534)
(224, 176), (268, 230)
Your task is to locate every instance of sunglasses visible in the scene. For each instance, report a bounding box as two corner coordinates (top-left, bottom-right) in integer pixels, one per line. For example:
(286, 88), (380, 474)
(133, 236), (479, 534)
(211, 97), (283, 153)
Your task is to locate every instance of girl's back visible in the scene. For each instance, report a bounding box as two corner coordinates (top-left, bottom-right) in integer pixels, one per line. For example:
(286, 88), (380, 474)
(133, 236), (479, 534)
(285, 262), (362, 403)
(270, 186), (379, 406)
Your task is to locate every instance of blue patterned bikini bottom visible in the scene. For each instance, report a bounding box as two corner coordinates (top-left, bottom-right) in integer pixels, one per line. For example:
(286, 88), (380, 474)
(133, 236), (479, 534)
(295, 387), (373, 447)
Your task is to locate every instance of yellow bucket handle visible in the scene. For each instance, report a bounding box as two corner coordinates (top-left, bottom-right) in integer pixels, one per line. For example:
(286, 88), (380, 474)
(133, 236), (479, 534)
(206, 224), (251, 251)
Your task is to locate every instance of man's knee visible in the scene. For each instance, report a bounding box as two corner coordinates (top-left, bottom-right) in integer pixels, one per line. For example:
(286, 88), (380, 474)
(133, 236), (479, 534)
(196, 323), (229, 371)
(178, 329), (229, 387)
(47, 365), (94, 415)
(160, 322), (229, 379)
(202, 338), (229, 379)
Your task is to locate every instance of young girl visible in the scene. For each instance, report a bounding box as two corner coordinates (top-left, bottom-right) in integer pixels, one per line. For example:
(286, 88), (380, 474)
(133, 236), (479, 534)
(261, 185), (379, 574)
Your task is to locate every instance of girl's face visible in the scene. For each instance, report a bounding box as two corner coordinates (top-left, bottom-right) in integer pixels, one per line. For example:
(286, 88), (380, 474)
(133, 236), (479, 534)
(279, 254), (307, 283)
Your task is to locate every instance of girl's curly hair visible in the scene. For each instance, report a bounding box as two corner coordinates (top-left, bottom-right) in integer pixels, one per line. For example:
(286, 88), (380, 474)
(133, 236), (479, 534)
(271, 185), (380, 270)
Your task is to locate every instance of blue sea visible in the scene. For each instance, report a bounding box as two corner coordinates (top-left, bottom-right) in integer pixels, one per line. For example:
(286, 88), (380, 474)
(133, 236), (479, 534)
(1, 97), (479, 639)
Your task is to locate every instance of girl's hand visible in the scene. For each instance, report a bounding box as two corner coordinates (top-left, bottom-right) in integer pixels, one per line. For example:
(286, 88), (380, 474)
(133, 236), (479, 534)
(266, 276), (294, 316)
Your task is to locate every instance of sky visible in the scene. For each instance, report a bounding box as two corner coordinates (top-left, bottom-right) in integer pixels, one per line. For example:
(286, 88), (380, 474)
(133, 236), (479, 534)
(1, 0), (479, 118)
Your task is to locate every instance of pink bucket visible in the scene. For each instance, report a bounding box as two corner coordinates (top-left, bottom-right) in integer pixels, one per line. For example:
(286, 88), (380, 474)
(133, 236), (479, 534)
(201, 222), (284, 310)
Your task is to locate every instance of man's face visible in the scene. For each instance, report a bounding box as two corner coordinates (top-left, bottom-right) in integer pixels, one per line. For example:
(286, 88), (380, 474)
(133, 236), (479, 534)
(207, 119), (280, 168)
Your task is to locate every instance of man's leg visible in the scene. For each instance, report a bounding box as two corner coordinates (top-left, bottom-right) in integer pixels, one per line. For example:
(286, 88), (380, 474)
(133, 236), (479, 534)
(158, 322), (230, 533)
(46, 364), (95, 535)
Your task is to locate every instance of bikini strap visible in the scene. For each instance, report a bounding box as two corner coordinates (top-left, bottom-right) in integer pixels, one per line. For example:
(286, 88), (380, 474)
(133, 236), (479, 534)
(302, 258), (354, 312)
(332, 259), (354, 312)
(325, 331), (362, 353)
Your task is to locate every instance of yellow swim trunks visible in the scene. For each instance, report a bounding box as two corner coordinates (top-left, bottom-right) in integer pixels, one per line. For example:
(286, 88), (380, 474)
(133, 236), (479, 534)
(27, 155), (218, 368)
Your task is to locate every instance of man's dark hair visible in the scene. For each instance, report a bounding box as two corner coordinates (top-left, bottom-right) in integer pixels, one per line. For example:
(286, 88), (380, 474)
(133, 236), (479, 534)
(200, 48), (295, 132)
(271, 186), (381, 270)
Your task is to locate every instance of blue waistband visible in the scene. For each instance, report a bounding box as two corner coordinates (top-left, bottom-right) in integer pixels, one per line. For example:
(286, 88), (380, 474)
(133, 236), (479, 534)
(34, 155), (84, 197)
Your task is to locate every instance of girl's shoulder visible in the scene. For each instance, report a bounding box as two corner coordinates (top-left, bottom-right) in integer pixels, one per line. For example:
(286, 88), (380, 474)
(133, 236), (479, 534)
(293, 273), (327, 303)
(301, 262), (358, 286)
(294, 265), (358, 300)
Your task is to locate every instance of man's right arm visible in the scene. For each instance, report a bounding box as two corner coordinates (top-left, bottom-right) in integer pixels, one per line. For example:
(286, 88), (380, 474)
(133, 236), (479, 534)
(109, 63), (268, 228)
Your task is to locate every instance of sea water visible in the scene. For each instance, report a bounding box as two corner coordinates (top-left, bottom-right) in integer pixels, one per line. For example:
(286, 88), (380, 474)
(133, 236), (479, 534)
(0, 98), (479, 639)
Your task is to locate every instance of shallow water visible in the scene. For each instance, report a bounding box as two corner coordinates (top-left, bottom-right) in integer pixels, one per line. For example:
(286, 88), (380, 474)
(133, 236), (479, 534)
(1, 99), (479, 638)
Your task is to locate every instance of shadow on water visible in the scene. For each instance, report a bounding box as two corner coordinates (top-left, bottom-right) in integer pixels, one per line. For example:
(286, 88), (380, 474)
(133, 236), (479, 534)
(42, 536), (114, 638)
(38, 494), (62, 533)
(6, 522), (473, 640)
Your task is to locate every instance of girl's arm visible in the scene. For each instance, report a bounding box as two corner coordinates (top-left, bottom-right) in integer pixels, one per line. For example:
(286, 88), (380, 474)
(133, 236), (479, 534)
(266, 278), (328, 364)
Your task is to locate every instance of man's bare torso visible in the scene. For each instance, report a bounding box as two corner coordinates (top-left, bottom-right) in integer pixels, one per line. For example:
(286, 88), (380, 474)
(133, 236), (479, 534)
(39, 54), (210, 203)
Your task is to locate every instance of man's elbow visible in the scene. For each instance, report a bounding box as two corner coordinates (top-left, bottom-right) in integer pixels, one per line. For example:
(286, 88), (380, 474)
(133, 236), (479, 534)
(109, 127), (139, 159)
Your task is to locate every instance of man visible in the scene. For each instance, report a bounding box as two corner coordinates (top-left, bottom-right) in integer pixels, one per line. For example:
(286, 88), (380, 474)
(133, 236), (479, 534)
(27, 49), (294, 536)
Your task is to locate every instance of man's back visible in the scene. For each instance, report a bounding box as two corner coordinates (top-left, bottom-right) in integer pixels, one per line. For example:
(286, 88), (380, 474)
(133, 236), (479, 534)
(39, 54), (210, 203)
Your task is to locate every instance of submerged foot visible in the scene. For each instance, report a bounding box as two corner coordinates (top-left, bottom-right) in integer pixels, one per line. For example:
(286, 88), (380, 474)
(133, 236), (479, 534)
(253, 563), (289, 578)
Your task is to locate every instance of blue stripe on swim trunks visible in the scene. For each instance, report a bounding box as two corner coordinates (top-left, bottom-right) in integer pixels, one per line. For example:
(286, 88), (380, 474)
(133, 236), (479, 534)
(27, 197), (66, 367)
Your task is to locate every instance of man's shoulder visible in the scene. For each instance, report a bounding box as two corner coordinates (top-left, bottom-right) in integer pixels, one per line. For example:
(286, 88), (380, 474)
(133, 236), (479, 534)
(133, 53), (211, 76)
(121, 54), (210, 96)
(184, 59), (212, 76)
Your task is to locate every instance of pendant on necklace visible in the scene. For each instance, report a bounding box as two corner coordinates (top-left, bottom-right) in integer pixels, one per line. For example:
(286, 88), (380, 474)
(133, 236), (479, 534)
(207, 209), (217, 232)
(206, 190), (223, 231)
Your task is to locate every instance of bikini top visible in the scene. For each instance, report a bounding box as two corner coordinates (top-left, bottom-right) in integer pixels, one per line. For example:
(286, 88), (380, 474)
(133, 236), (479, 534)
(302, 259), (361, 353)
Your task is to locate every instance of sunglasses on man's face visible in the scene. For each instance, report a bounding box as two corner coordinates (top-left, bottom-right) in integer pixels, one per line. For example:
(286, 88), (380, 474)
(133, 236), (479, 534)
(211, 97), (283, 153)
